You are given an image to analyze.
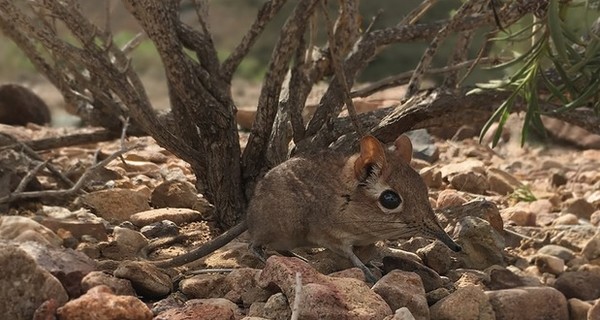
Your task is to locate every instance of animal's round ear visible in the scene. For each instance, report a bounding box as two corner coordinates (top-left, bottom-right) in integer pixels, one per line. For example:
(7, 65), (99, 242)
(354, 135), (387, 180)
(394, 135), (413, 163)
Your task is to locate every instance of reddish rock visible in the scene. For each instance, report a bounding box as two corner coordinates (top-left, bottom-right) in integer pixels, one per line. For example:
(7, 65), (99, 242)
(56, 285), (152, 320)
(154, 298), (241, 320)
(372, 270), (429, 320)
(37, 217), (108, 241)
(258, 256), (392, 320)
(129, 208), (203, 227)
(113, 261), (172, 298)
(436, 189), (467, 208)
(81, 188), (150, 223)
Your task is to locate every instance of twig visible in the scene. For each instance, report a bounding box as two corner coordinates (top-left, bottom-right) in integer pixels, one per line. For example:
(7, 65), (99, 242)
(290, 272), (303, 320)
(221, 0), (288, 81)
(13, 160), (48, 193)
(351, 57), (497, 98)
(405, 0), (487, 98)
(400, 0), (438, 25)
(320, 0), (365, 137)
(121, 32), (145, 56)
(0, 145), (135, 204)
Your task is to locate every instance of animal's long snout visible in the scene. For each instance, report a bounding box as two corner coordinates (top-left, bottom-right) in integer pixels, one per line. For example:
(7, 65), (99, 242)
(434, 229), (462, 252)
(423, 219), (462, 252)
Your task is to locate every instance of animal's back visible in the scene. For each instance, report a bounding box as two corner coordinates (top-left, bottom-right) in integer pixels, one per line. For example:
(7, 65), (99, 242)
(246, 151), (350, 250)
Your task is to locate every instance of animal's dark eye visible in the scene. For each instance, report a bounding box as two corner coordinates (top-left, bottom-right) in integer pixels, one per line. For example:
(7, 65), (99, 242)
(379, 190), (402, 209)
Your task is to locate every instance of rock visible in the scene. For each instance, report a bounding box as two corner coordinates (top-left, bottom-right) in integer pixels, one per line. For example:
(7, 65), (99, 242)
(385, 307), (417, 320)
(455, 216), (505, 269)
(567, 298), (592, 320)
(99, 226), (148, 260)
(17, 241), (97, 298)
(551, 172), (568, 187)
(430, 285), (495, 320)
(224, 268), (272, 307)
(425, 287), (450, 306)
(436, 199), (503, 234)
(81, 271), (136, 296)
(77, 242), (101, 259)
(538, 245), (575, 262)
(449, 172), (489, 194)
(33, 298), (59, 320)
(500, 207), (536, 226)
(328, 267), (367, 280)
(483, 266), (525, 290)
(487, 168), (522, 195)
(155, 298), (241, 320)
(129, 208), (203, 227)
(36, 216), (108, 241)
(436, 189), (467, 208)
(553, 212), (579, 225)
(262, 293), (292, 320)
(419, 166), (442, 189)
(591, 211), (600, 226)
(541, 116), (600, 149)
(564, 198), (595, 220)
(582, 231), (600, 261)
(150, 292), (186, 315)
(81, 188), (150, 223)
(257, 256), (392, 319)
(533, 254), (565, 275)
(0, 243), (68, 320)
(151, 180), (205, 210)
(406, 129), (439, 162)
(0, 215), (62, 247)
(440, 159), (486, 178)
(417, 241), (454, 275)
(589, 299), (600, 320)
(485, 286), (568, 320)
(0, 84), (51, 125)
(140, 220), (180, 238)
(554, 270), (600, 300)
(113, 261), (172, 298)
(372, 270), (429, 320)
(56, 285), (152, 320)
(382, 256), (444, 292)
(180, 273), (227, 299)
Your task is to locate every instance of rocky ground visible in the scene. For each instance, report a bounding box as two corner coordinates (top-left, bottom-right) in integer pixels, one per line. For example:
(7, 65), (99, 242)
(0, 106), (600, 319)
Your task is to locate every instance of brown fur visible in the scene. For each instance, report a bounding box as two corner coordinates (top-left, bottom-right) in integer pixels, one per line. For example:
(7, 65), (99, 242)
(154, 135), (460, 282)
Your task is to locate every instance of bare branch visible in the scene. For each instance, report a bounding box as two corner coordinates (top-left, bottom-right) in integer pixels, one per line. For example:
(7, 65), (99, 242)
(222, 0), (289, 81)
(14, 160), (48, 194)
(321, 0), (364, 137)
(401, 0), (438, 25)
(351, 57), (497, 99)
(406, 0), (487, 98)
(241, 0), (319, 185)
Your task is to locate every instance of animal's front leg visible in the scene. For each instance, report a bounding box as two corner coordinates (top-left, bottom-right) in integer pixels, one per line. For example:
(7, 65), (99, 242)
(334, 246), (379, 284)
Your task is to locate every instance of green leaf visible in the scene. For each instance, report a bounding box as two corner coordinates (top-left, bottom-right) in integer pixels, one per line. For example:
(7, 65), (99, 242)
(548, 0), (570, 64)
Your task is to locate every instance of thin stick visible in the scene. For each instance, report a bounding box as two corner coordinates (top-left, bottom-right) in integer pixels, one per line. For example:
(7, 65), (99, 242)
(320, 0), (365, 137)
(290, 272), (303, 320)
(13, 160), (48, 193)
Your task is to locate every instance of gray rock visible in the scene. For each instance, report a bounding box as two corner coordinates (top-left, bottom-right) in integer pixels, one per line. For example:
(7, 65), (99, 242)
(486, 286), (568, 320)
(455, 216), (505, 270)
(262, 293), (291, 320)
(417, 240), (454, 275)
(372, 270), (429, 320)
(554, 270), (600, 300)
(430, 285), (495, 320)
(99, 226), (148, 260)
(140, 220), (180, 238)
(0, 242), (68, 320)
(405, 129), (438, 163)
(449, 172), (489, 194)
(114, 261), (172, 298)
(537, 245), (575, 262)
(483, 265), (525, 290)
